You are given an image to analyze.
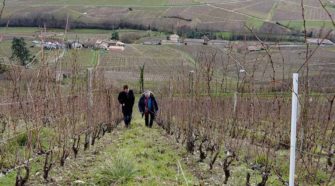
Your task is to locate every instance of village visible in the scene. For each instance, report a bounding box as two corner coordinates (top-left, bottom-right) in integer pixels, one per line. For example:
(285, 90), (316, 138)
(32, 32), (335, 54)
(32, 39), (126, 51)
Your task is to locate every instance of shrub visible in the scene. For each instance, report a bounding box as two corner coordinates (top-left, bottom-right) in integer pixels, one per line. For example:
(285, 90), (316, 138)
(255, 154), (268, 168)
(96, 156), (137, 185)
(315, 170), (328, 185)
(16, 133), (28, 147)
(111, 31), (119, 40)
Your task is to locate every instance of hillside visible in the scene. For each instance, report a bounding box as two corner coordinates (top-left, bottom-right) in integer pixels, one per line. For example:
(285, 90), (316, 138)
(0, 0), (335, 185)
(1, 0), (335, 36)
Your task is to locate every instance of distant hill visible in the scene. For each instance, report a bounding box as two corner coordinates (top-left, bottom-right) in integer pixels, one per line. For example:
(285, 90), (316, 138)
(1, 0), (334, 38)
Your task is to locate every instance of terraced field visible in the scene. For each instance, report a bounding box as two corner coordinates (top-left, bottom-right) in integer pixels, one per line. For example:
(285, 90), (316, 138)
(0, 23), (335, 184)
(1, 0), (334, 34)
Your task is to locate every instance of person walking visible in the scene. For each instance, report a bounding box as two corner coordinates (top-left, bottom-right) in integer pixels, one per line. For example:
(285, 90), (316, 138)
(138, 91), (158, 128)
(118, 85), (135, 128)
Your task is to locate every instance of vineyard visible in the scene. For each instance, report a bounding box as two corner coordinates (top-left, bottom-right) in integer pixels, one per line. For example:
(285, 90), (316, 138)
(0, 37), (334, 185)
(0, 48), (125, 184)
(2, 0), (335, 35)
(0, 0), (335, 185)
(156, 44), (335, 185)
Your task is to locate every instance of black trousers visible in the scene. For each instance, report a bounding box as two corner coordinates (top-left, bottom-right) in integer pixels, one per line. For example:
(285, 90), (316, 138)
(145, 112), (155, 128)
(123, 111), (132, 127)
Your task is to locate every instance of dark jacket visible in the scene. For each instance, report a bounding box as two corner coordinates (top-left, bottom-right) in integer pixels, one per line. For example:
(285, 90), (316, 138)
(118, 90), (135, 114)
(138, 94), (158, 114)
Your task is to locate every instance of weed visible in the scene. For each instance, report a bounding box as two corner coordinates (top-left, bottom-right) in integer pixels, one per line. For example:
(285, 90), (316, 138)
(95, 155), (137, 185)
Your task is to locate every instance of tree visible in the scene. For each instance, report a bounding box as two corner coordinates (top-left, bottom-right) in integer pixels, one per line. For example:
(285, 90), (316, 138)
(111, 31), (119, 40)
(139, 64), (145, 93)
(11, 37), (30, 66)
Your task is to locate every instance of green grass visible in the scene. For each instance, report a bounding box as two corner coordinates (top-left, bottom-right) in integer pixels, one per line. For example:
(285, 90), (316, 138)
(0, 113), (197, 185)
(0, 155), (47, 186)
(88, 114), (197, 185)
(215, 31), (234, 40)
(61, 49), (101, 69)
(0, 170), (17, 185)
(0, 127), (55, 185)
(246, 18), (265, 30)
(0, 27), (41, 34)
(280, 20), (335, 30)
(0, 41), (13, 58)
(95, 155), (137, 185)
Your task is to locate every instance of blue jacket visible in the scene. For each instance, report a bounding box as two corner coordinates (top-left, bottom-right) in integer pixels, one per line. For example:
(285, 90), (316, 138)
(138, 94), (158, 114)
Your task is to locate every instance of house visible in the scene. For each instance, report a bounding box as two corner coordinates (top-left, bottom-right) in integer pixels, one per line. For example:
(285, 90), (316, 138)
(95, 40), (125, 51)
(143, 41), (161, 45)
(307, 38), (334, 45)
(143, 39), (161, 45)
(32, 40), (65, 49)
(169, 34), (180, 42)
(71, 42), (83, 49)
(109, 41), (125, 51)
(160, 34), (181, 45)
(95, 40), (109, 50)
(116, 41), (125, 47)
(82, 39), (97, 48)
(183, 39), (205, 45)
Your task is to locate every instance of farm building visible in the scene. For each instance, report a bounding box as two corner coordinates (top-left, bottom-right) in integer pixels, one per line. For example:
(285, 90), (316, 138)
(307, 38), (334, 45)
(32, 40), (65, 49)
(82, 39), (97, 48)
(143, 39), (161, 45)
(95, 40), (109, 50)
(95, 40), (125, 51)
(183, 39), (205, 45)
(70, 41), (83, 49)
(182, 36), (209, 45)
(109, 41), (125, 51)
(161, 34), (181, 45)
(169, 34), (180, 42)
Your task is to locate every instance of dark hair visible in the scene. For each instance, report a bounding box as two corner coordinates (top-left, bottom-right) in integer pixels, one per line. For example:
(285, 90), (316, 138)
(123, 85), (128, 90)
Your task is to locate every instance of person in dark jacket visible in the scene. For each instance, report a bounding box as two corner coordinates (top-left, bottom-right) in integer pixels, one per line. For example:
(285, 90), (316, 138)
(118, 85), (135, 128)
(138, 91), (158, 128)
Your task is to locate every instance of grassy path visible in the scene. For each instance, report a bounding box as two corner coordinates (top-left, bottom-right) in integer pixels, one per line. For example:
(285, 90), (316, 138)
(0, 113), (197, 185)
(81, 114), (197, 185)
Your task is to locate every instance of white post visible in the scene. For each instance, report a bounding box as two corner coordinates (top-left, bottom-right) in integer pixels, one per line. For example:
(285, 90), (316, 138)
(289, 73), (299, 186)
(233, 92), (237, 113)
(85, 68), (93, 150)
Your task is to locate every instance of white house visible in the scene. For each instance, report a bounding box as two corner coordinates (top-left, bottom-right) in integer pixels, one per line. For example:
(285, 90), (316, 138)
(109, 41), (125, 51)
(169, 34), (180, 42)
